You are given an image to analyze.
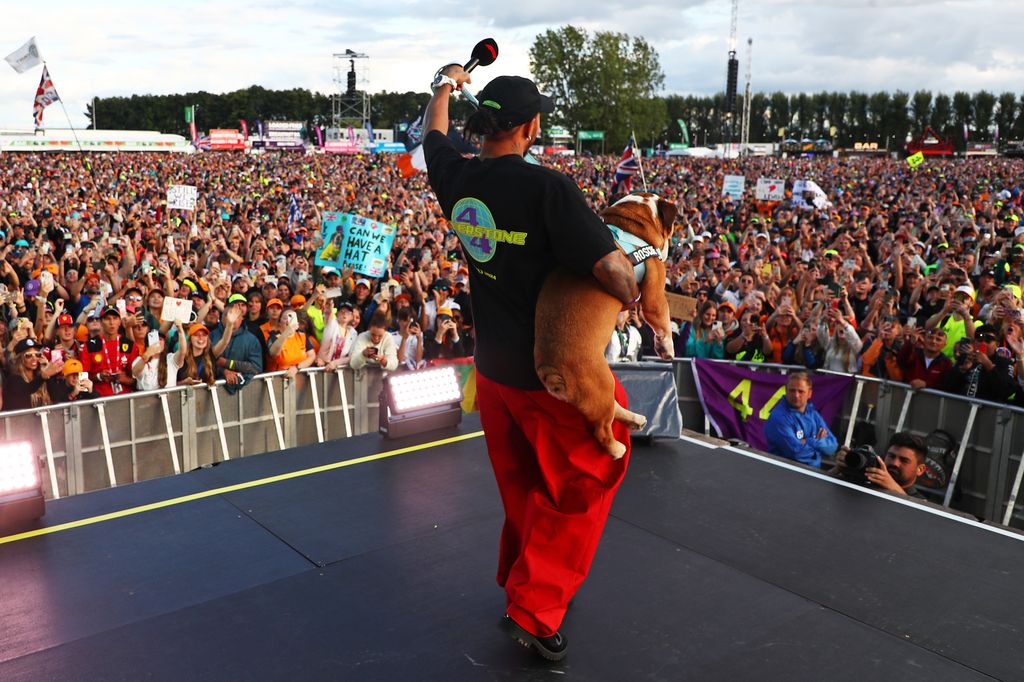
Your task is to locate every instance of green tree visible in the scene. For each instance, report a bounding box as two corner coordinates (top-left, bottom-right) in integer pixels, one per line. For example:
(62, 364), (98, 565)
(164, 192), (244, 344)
(530, 25), (665, 149)
(995, 92), (1018, 141)
(910, 90), (932, 133)
(931, 93), (952, 135)
(953, 90), (973, 146)
(972, 90), (997, 140)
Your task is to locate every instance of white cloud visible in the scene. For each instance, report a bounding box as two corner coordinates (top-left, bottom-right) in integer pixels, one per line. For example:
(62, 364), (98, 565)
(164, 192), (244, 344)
(1, 0), (1022, 130)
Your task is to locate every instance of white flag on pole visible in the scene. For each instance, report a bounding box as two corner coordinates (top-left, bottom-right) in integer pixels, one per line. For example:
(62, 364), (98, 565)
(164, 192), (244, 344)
(5, 37), (43, 74)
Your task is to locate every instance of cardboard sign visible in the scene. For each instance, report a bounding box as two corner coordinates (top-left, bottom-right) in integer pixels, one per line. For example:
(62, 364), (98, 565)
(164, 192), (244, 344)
(316, 211), (397, 278)
(160, 297), (195, 324)
(167, 184), (198, 210)
(722, 175), (746, 201)
(907, 151), (925, 169)
(665, 292), (698, 322)
(755, 177), (785, 201)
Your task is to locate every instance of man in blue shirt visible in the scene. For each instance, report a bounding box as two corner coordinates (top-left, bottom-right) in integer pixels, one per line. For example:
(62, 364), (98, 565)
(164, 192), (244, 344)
(764, 371), (838, 468)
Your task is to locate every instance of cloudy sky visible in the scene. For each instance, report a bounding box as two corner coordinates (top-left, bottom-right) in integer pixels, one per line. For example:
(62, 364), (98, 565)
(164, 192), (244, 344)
(2, 0), (1022, 130)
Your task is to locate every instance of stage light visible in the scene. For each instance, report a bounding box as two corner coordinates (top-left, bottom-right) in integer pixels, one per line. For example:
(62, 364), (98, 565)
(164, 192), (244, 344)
(0, 441), (45, 527)
(380, 366), (463, 439)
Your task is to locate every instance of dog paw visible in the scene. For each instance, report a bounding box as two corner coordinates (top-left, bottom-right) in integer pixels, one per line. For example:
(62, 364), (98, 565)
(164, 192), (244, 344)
(607, 441), (627, 459)
(630, 415), (648, 431)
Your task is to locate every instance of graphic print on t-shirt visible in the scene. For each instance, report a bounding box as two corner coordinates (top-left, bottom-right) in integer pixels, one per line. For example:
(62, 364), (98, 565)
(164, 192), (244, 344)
(451, 197), (528, 264)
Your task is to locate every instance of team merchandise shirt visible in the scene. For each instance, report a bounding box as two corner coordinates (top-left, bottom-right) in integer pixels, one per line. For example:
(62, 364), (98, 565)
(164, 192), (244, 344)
(80, 335), (139, 396)
(424, 130), (617, 390)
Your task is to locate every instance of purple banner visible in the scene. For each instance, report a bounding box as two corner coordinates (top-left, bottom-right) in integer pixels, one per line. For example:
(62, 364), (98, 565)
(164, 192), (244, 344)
(692, 360), (853, 450)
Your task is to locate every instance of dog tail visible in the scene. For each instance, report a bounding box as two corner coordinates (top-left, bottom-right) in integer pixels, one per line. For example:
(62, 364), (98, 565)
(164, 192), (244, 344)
(536, 364), (573, 403)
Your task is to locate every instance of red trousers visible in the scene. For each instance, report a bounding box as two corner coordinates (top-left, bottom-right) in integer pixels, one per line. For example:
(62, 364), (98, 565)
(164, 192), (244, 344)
(475, 370), (631, 637)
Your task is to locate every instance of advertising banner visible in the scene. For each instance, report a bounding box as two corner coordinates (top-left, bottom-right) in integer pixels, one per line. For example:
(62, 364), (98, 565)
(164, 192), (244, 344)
(315, 211), (397, 277)
(691, 360), (853, 451)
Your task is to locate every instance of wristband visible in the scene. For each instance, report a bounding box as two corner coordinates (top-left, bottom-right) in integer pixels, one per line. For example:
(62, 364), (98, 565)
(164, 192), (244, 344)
(229, 359), (235, 370)
(624, 291), (642, 308)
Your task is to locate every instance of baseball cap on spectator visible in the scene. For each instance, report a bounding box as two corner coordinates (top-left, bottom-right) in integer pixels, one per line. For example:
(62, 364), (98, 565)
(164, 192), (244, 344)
(440, 260), (452, 270)
(227, 293), (248, 306)
(290, 294), (306, 308)
(692, 234), (705, 243)
(337, 300), (354, 311)
(954, 285), (975, 300)
(354, 278), (371, 289)
(476, 75), (555, 128)
(14, 239), (29, 247)
(99, 305), (121, 319)
(823, 249), (840, 258)
(718, 301), (736, 312)
(266, 298), (284, 309)
(322, 267), (341, 279)
(437, 307), (453, 320)
(1005, 284), (1022, 299)
(62, 358), (84, 376)
(188, 323), (210, 336)
(57, 313), (74, 327)
(706, 249), (721, 259)
(980, 270), (997, 280)
(756, 232), (769, 240)
(394, 293), (412, 305)
(1015, 226), (1024, 238)
(14, 338), (39, 354)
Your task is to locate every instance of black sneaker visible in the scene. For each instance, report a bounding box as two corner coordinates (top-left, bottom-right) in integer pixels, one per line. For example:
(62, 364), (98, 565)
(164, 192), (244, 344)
(501, 614), (568, 662)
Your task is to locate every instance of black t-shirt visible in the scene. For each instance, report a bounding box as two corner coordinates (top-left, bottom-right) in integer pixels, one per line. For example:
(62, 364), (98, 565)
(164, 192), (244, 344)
(424, 130), (616, 389)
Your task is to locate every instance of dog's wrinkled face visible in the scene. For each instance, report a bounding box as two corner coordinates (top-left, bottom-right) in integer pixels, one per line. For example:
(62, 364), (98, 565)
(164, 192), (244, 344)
(608, 193), (678, 254)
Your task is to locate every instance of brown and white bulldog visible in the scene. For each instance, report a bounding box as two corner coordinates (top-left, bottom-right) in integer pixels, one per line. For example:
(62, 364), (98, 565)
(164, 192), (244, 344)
(534, 192), (678, 458)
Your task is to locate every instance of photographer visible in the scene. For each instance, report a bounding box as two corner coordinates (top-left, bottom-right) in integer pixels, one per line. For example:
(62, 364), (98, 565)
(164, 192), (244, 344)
(424, 306), (466, 361)
(831, 432), (928, 499)
(725, 309), (772, 362)
(941, 327), (1015, 402)
(764, 371), (838, 468)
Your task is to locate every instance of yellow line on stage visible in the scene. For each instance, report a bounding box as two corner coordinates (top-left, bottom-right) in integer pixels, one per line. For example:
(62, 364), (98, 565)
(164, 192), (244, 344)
(0, 430), (486, 546)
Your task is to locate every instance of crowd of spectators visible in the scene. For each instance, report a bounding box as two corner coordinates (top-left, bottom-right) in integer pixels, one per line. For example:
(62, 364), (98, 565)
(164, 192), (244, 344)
(1, 149), (1023, 410)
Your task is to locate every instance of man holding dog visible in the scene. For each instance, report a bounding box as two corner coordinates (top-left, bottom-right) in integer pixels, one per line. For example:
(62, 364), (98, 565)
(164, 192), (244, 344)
(423, 64), (645, 661)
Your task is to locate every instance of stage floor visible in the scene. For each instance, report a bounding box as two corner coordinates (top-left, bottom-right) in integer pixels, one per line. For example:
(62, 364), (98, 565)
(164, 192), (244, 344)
(0, 413), (1021, 681)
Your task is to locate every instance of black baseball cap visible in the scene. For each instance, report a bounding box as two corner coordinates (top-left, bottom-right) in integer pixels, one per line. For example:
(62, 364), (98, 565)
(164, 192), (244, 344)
(477, 76), (555, 128)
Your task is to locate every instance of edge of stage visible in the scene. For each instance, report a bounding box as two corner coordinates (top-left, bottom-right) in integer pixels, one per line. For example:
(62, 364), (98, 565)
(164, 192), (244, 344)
(0, 413), (1020, 681)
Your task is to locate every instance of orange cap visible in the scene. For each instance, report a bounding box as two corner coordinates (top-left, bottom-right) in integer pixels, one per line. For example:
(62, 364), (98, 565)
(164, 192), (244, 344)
(266, 298), (284, 308)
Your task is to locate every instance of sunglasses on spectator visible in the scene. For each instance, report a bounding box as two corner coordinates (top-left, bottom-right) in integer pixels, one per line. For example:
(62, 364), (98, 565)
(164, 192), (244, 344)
(23, 352), (41, 359)
(977, 333), (998, 342)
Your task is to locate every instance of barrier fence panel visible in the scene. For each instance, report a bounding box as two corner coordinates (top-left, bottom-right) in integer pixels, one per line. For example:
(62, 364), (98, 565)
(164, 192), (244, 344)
(16, 360), (1024, 531)
(671, 358), (1024, 529)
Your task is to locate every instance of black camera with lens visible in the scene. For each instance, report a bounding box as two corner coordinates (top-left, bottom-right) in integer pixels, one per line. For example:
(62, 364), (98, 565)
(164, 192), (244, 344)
(840, 444), (879, 484)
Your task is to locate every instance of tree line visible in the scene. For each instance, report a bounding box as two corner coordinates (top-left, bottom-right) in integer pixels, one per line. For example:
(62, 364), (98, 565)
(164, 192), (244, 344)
(86, 26), (1024, 152)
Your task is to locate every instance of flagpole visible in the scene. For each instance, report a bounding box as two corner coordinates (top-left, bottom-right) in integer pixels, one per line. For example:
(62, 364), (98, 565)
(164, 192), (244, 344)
(42, 62), (84, 154)
(632, 129), (648, 192)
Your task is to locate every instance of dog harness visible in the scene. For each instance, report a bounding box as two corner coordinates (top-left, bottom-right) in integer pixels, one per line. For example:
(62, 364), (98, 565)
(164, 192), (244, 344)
(607, 223), (661, 283)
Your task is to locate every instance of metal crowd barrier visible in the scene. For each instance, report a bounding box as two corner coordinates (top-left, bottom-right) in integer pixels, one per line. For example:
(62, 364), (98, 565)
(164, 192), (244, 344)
(3, 367), (383, 500)
(13, 358), (1024, 530)
(669, 358), (1024, 529)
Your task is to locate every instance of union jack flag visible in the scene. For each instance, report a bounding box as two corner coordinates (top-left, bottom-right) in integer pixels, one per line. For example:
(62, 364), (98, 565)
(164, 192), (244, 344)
(613, 134), (640, 193)
(32, 66), (59, 128)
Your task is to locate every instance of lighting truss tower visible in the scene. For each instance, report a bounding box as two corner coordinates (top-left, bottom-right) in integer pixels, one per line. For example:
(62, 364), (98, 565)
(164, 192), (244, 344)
(332, 50), (370, 129)
(741, 38), (753, 156)
(724, 0), (739, 155)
